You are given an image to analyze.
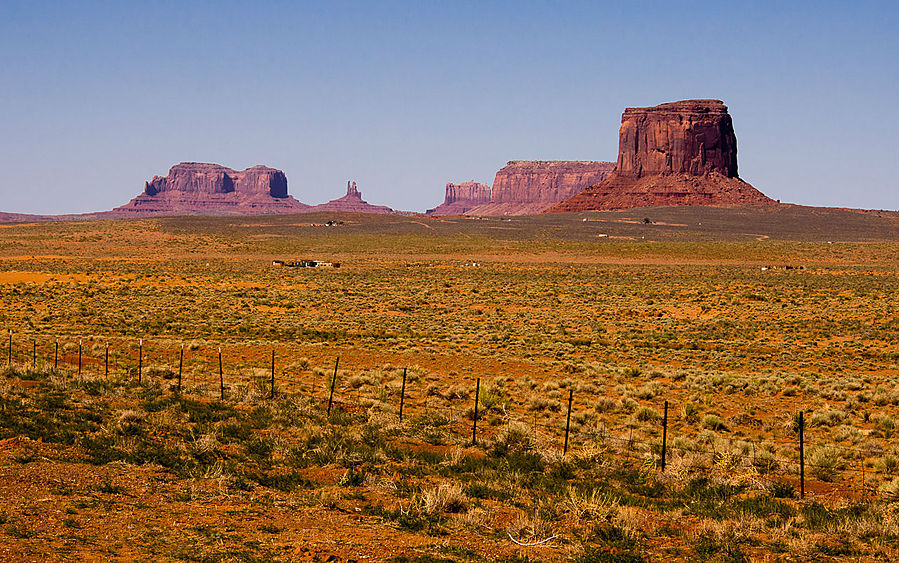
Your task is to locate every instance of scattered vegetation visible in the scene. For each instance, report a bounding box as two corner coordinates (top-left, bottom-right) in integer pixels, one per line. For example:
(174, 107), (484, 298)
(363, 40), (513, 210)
(0, 211), (898, 559)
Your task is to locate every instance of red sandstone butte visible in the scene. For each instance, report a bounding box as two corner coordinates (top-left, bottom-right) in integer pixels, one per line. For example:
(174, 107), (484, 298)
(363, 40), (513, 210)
(307, 181), (395, 214)
(466, 160), (615, 216)
(549, 100), (775, 212)
(114, 162), (309, 216)
(426, 181), (492, 215)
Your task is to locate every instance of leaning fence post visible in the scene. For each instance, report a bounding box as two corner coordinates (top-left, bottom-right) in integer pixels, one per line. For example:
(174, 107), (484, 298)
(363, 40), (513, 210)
(219, 348), (224, 400)
(6, 330), (11, 367)
(472, 378), (481, 445)
(138, 339), (143, 384)
(661, 400), (669, 471)
(563, 388), (574, 455)
(327, 357), (339, 416)
(399, 367), (407, 422)
(799, 410), (805, 499)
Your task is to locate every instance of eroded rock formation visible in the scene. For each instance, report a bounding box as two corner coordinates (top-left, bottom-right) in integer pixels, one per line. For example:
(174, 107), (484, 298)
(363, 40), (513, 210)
(307, 181), (394, 214)
(426, 181), (492, 215)
(466, 161), (615, 215)
(114, 162), (308, 216)
(616, 100), (738, 178)
(144, 162), (288, 197)
(549, 100), (775, 212)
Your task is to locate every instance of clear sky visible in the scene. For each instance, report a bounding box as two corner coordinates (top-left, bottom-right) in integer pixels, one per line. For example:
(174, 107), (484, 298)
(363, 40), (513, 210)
(1, 1), (897, 214)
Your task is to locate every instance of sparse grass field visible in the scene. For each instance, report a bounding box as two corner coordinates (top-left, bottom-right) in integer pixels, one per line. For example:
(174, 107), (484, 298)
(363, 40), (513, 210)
(0, 207), (898, 561)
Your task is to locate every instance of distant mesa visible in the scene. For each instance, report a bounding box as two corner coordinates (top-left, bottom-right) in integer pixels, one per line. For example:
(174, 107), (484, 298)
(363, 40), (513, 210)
(468, 160), (616, 216)
(143, 162), (288, 197)
(116, 166), (397, 217)
(114, 162), (309, 216)
(307, 181), (394, 214)
(426, 181), (491, 215)
(549, 100), (776, 212)
(427, 161), (615, 216)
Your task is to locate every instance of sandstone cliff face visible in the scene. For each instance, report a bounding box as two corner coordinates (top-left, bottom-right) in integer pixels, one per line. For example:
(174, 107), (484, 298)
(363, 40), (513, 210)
(549, 100), (775, 212)
(238, 165), (289, 198)
(426, 181), (491, 215)
(490, 161), (616, 205)
(115, 162), (307, 216)
(617, 100), (738, 178)
(446, 181), (491, 204)
(144, 162), (288, 198)
(467, 161), (615, 215)
(307, 181), (395, 214)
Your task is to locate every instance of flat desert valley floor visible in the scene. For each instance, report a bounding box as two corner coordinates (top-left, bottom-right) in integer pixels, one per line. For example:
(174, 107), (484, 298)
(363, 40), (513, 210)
(0, 207), (898, 561)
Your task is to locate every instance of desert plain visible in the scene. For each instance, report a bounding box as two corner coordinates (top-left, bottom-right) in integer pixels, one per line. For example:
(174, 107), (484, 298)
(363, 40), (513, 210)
(1, 206), (899, 561)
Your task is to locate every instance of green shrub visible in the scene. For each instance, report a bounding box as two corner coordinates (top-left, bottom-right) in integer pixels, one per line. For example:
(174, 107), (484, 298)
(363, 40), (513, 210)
(635, 407), (661, 423)
(702, 415), (727, 431)
(490, 422), (534, 458)
(681, 403), (699, 424)
(808, 446), (845, 482)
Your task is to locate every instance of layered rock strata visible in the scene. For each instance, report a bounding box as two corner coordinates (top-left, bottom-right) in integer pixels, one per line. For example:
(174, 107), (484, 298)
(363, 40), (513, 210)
(549, 100), (775, 212)
(115, 162), (308, 216)
(466, 160), (615, 215)
(426, 181), (492, 215)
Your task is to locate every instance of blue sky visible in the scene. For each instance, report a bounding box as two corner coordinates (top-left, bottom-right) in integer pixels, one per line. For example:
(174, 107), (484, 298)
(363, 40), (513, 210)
(1, 1), (897, 213)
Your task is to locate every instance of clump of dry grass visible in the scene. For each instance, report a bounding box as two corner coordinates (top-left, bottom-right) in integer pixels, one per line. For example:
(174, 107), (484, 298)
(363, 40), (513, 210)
(417, 483), (469, 515)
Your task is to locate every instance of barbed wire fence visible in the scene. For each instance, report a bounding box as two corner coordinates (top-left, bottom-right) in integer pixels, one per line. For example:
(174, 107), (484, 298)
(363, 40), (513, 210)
(3, 331), (894, 502)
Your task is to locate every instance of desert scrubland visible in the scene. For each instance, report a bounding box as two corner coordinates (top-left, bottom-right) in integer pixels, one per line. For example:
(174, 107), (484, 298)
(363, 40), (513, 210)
(0, 208), (898, 561)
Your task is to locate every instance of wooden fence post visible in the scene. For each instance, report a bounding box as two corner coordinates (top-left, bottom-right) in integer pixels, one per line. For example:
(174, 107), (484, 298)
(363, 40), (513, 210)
(32, 340), (36, 369)
(77, 340), (82, 380)
(661, 400), (669, 472)
(399, 368), (407, 422)
(6, 330), (11, 367)
(105, 342), (109, 378)
(54, 339), (58, 370)
(219, 348), (224, 400)
(799, 411), (805, 499)
(178, 345), (183, 392)
(269, 348), (275, 400)
(862, 460), (866, 499)
(627, 428), (633, 461)
(138, 339), (143, 384)
(563, 388), (574, 455)
(327, 357), (339, 416)
(472, 378), (480, 445)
